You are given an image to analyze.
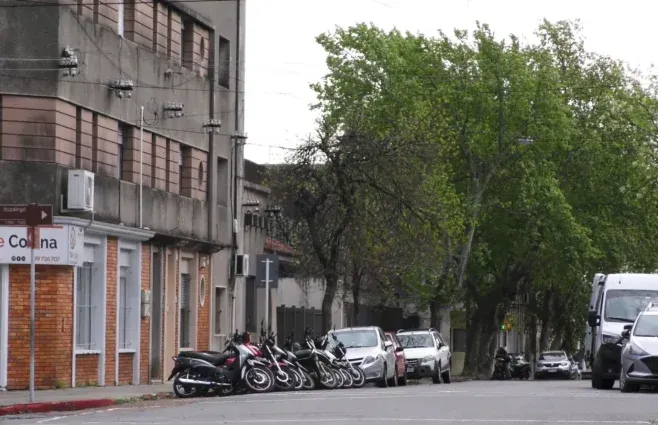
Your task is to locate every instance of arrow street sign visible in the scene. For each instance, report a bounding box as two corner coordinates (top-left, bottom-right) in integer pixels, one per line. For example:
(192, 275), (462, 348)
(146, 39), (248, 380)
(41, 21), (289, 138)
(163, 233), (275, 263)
(0, 204), (53, 227)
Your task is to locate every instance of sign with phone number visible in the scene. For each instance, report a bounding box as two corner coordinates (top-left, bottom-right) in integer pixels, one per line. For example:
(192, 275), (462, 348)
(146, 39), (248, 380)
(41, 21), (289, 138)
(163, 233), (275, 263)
(0, 225), (84, 266)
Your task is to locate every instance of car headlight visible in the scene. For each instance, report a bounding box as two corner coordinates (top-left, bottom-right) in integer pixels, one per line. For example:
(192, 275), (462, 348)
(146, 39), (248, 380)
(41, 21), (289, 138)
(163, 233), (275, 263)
(602, 333), (619, 344)
(362, 355), (375, 365)
(421, 356), (434, 363)
(629, 342), (648, 356)
(560, 362), (569, 367)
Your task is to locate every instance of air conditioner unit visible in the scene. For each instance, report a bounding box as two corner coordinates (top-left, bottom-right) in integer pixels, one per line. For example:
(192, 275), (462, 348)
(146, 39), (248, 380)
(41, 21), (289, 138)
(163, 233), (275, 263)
(234, 254), (249, 276)
(67, 170), (95, 211)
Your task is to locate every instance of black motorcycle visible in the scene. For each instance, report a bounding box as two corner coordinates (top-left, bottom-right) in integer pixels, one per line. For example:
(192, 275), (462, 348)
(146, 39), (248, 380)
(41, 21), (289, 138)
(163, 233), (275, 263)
(491, 355), (511, 380)
(510, 355), (531, 380)
(284, 329), (337, 389)
(168, 330), (274, 397)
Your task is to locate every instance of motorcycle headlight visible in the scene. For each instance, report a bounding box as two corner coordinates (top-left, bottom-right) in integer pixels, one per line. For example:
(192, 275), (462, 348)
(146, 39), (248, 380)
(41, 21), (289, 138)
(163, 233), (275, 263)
(421, 356), (434, 363)
(629, 342), (648, 356)
(362, 355), (375, 365)
(602, 333), (619, 345)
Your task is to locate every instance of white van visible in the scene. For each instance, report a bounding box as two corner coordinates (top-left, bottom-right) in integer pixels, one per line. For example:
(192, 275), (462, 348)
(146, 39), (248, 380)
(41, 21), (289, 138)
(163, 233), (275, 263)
(585, 273), (658, 389)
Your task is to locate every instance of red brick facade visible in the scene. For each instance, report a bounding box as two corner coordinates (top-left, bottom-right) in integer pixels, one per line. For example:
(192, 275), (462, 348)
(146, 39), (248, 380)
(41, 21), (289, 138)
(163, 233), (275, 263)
(3, 244), (210, 390)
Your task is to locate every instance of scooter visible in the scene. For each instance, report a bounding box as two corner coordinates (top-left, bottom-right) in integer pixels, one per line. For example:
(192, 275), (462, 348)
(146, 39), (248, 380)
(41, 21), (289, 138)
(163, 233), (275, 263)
(168, 330), (274, 398)
(510, 355), (531, 380)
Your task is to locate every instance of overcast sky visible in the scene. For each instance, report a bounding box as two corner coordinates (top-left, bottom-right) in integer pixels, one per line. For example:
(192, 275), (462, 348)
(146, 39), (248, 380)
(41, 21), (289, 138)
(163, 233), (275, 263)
(243, 0), (658, 164)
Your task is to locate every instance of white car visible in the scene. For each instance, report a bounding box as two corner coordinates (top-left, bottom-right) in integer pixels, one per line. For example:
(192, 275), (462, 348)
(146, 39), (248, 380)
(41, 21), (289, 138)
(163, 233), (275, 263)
(330, 326), (399, 387)
(397, 328), (452, 383)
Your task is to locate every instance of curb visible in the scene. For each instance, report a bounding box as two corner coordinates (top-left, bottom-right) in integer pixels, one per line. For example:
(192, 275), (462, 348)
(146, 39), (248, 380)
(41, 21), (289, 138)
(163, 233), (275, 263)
(0, 392), (173, 417)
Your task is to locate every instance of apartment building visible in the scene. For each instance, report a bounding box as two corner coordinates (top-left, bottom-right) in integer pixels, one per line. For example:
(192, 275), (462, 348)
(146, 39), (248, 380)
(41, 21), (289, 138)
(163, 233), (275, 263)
(0, 0), (245, 389)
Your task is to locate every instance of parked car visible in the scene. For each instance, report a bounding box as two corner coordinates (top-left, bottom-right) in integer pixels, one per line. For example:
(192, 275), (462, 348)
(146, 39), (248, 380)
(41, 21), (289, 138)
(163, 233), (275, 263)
(535, 350), (572, 379)
(619, 302), (658, 393)
(396, 328), (452, 384)
(384, 331), (408, 386)
(330, 326), (398, 387)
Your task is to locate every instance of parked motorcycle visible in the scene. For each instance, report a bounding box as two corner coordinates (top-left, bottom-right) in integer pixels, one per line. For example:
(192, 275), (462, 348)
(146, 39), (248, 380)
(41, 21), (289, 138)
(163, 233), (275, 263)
(168, 330), (274, 398)
(510, 355), (531, 380)
(256, 324), (300, 391)
(314, 333), (352, 388)
(491, 355), (511, 380)
(328, 328), (366, 388)
(303, 328), (345, 388)
(281, 331), (316, 390)
(285, 329), (337, 389)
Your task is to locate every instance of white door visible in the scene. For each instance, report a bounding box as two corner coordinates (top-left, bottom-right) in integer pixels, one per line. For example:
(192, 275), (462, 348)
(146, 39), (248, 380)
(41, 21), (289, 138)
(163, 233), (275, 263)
(0, 264), (9, 389)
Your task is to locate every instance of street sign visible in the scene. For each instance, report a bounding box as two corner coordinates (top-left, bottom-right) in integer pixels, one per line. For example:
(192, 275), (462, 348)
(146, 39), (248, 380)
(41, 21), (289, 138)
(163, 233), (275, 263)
(255, 254), (279, 289)
(0, 204), (53, 227)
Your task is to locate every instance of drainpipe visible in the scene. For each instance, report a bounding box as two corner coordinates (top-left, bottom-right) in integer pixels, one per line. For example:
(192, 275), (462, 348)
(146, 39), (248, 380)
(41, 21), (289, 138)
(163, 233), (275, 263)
(207, 31), (217, 242)
(139, 106), (144, 228)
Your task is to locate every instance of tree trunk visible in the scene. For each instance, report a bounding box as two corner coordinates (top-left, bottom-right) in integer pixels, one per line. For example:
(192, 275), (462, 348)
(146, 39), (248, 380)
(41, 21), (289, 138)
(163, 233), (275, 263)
(463, 304), (498, 377)
(430, 301), (440, 329)
(321, 273), (339, 333)
(351, 265), (362, 325)
(539, 293), (553, 351)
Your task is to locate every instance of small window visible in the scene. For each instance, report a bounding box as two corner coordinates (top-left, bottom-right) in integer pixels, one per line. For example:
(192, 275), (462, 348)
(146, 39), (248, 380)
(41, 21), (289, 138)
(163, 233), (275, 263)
(178, 148), (184, 192)
(76, 261), (97, 350)
(118, 265), (132, 349)
(197, 161), (204, 186)
(214, 287), (225, 335)
(200, 37), (206, 62)
(218, 36), (230, 88)
(117, 124), (125, 180)
(199, 276), (206, 307)
(180, 272), (192, 348)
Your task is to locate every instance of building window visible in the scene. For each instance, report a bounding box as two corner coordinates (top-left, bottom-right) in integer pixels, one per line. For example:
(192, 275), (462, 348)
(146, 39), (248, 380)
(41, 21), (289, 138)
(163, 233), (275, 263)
(178, 149), (184, 192)
(118, 265), (132, 349)
(118, 246), (139, 351)
(214, 287), (225, 335)
(117, 124), (125, 180)
(117, 0), (124, 37)
(218, 36), (230, 88)
(76, 261), (97, 350)
(180, 270), (192, 348)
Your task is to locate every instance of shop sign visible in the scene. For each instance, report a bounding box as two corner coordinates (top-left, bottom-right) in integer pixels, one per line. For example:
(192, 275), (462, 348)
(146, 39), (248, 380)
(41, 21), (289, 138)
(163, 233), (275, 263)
(0, 225), (84, 266)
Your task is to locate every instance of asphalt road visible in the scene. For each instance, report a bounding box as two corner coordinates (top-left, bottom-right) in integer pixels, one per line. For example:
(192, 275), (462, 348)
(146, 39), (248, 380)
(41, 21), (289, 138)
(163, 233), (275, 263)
(4, 380), (657, 425)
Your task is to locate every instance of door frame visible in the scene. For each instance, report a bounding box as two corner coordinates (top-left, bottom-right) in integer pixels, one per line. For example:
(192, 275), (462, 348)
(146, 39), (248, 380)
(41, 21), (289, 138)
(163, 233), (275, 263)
(149, 247), (163, 382)
(0, 264), (9, 389)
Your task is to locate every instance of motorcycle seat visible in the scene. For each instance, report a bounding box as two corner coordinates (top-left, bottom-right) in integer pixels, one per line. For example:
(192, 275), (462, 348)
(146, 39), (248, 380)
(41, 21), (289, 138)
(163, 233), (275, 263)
(179, 350), (230, 366)
(293, 349), (313, 359)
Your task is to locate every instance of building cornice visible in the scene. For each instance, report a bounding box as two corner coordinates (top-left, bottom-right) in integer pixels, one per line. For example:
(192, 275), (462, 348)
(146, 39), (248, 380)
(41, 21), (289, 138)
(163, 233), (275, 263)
(244, 180), (271, 195)
(54, 216), (155, 242)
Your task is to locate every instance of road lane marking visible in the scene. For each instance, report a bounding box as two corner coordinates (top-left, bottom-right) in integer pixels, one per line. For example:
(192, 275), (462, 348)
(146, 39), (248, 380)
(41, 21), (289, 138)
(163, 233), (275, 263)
(81, 418), (653, 424)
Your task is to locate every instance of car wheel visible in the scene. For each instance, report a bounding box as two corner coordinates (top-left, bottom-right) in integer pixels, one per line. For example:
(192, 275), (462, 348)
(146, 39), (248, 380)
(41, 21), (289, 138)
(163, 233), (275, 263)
(432, 361), (442, 384)
(388, 367), (398, 387)
(619, 371), (639, 393)
(377, 365), (389, 388)
(441, 365), (452, 384)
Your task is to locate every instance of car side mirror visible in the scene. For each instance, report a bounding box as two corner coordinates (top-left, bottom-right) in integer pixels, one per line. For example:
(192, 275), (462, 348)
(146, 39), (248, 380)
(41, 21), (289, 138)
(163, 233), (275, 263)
(621, 329), (630, 339)
(623, 324), (633, 331)
(587, 311), (600, 327)
(395, 346), (404, 353)
(384, 340), (393, 349)
(438, 342), (445, 349)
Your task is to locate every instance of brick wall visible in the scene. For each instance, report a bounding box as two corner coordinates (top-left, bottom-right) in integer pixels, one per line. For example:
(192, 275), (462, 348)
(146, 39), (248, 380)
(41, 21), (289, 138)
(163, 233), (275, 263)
(168, 9), (183, 64)
(140, 243), (151, 383)
(93, 114), (119, 178)
(154, 2), (168, 55)
(166, 139), (180, 195)
(118, 353), (133, 385)
(105, 237), (118, 385)
(96, 1), (119, 30)
(76, 109), (94, 170)
(7, 265), (73, 390)
(124, 0), (154, 49)
(122, 128), (153, 186)
(180, 146), (207, 201)
(196, 259), (210, 350)
(75, 355), (99, 386)
(181, 21), (210, 76)
(152, 135), (167, 190)
(0, 96), (77, 166)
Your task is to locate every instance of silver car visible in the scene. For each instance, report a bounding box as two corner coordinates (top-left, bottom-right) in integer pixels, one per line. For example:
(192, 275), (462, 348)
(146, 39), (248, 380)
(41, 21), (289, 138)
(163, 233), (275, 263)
(534, 351), (572, 379)
(619, 302), (658, 392)
(330, 326), (397, 387)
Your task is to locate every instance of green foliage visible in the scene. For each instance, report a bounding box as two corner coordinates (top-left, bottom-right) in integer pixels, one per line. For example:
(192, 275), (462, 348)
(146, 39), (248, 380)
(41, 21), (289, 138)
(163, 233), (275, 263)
(275, 18), (658, 354)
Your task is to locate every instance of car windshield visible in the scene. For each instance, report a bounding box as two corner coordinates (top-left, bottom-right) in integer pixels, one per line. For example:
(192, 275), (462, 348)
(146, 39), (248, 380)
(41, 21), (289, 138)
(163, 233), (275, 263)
(398, 334), (434, 348)
(331, 330), (378, 348)
(539, 353), (566, 361)
(604, 290), (658, 322)
(633, 314), (658, 337)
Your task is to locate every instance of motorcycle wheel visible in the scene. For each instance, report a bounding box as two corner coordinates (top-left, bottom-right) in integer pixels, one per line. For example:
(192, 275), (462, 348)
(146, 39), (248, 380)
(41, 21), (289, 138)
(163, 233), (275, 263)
(301, 369), (315, 390)
(173, 371), (200, 398)
(273, 365), (296, 391)
(244, 365), (275, 393)
(332, 368), (344, 389)
(318, 364), (337, 389)
(350, 366), (366, 388)
(290, 367), (304, 390)
(340, 369), (354, 388)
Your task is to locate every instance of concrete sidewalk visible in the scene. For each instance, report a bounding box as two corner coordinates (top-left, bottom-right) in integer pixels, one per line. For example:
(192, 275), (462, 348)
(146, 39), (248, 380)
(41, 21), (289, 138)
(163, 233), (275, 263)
(0, 384), (173, 416)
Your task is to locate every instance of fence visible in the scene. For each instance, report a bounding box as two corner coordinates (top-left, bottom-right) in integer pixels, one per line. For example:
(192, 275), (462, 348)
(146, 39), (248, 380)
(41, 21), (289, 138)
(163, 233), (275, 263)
(343, 302), (406, 332)
(275, 305), (324, 347)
